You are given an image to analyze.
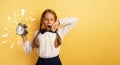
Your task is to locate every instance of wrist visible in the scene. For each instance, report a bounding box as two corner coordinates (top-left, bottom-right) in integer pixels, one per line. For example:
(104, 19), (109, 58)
(22, 35), (28, 42)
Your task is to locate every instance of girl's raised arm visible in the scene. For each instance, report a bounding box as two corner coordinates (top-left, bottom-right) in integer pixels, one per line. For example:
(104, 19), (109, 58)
(58, 17), (78, 40)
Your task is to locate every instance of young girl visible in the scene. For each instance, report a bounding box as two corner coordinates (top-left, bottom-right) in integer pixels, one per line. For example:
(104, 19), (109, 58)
(22, 9), (78, 65)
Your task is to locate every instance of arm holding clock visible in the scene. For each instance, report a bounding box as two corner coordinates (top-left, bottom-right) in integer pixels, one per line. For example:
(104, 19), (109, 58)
(21, 30), (38, 54)
(21, 34), (33, 54)
(16, 23), (34, 53)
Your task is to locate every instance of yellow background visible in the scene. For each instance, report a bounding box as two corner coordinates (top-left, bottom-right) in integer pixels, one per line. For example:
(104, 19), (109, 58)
(0, 0), (120, 65)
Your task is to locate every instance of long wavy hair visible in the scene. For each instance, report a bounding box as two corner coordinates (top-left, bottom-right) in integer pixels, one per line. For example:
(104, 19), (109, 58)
(32, 9), (61, 48)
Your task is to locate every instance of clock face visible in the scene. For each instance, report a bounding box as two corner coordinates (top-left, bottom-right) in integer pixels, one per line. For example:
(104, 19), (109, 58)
(16, 25), (25, 35)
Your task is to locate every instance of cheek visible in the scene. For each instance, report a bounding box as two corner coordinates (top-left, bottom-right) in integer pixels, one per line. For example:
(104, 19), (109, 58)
(51, 20), (55, 24)
(51, 21), (54, 24)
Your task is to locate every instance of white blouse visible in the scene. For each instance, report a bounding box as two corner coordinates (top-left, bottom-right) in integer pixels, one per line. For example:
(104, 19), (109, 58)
(22, 17), (78, 58)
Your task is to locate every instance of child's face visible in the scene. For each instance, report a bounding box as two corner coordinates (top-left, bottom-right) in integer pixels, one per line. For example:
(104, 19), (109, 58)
(43, 12), (55, 31)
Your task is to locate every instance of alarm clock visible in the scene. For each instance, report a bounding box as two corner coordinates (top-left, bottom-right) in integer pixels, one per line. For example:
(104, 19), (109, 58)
(16, 23), (28, 35)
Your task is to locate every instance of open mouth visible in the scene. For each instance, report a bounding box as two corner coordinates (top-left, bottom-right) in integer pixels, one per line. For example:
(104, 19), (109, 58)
(48, 25), (51, 28)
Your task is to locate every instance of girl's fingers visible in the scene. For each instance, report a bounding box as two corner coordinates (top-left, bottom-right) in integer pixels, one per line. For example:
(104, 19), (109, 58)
(51, 21), (59, 32)
(51, 26), (57, 30)
(52, 23), (56, 28)
(52, 21), (59, 28)
(51, 25), (58, 32)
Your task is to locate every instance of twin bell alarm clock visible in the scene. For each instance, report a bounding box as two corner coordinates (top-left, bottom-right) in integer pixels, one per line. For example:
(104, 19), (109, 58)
(16, 23), (28, 35)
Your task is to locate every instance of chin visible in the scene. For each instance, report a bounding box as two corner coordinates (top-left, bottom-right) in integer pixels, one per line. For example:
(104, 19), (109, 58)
(46, 28), (50, 31)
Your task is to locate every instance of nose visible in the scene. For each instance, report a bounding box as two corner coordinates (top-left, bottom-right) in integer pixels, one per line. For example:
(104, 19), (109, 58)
(48, 19), (51, 25)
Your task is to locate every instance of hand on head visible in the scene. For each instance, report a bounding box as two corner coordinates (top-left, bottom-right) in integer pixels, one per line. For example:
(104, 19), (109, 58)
(51, 20), (60, 32)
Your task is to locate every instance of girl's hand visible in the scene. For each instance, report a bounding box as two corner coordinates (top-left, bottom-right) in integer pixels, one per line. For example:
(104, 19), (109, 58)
(51, 20), (60, 32)
(21, 31), (28, 42)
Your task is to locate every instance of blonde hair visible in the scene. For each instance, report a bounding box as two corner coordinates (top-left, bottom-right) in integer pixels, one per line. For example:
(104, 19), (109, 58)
(32, 9), (61, 48)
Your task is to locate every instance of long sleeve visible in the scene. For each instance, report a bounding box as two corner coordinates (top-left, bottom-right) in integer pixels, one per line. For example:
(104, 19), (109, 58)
(58, 17), (78, 40)
(22, 30), (38, 54)
(22, 41), (32, 54)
